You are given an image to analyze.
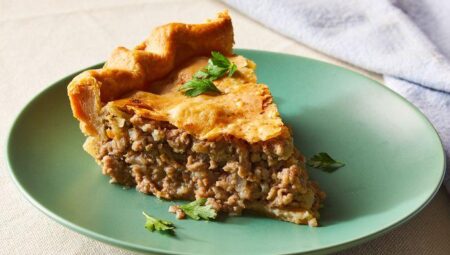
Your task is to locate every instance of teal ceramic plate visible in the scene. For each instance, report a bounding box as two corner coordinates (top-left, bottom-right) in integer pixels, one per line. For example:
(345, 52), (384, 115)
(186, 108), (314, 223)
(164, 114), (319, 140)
(7, 50), (445, 254)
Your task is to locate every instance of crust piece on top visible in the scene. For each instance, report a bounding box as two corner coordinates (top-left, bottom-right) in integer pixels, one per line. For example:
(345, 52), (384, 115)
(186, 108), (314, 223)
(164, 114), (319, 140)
(68, 11), (234, 137)
(67, 11), (325, 226)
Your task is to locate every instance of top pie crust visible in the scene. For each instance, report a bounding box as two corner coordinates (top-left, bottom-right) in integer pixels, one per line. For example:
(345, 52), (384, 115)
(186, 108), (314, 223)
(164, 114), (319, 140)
(68, 11), (287, 143)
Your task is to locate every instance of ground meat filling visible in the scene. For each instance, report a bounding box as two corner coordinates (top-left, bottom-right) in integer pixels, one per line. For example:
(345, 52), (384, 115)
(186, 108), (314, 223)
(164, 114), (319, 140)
(97, 113), (322, 216)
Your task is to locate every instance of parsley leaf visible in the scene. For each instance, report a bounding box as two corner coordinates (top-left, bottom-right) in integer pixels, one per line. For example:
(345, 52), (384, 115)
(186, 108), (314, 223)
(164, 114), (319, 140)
(179, 78), (221, 97)
(206, 63), (228, 79)
(142, 212), (175, 232)
(210, 51), (237, 78)
(193, 69), (210, 79)
(179, 51), (237, 97)
(228, 63), (237, 77)
(178, 198), (217, 220)
(210, 51), (232, 67)
(306, 152), (345, 173)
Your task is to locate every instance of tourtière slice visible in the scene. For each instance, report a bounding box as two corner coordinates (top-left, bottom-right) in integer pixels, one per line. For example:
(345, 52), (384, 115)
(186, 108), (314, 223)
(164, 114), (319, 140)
(68, 11), (325, 226)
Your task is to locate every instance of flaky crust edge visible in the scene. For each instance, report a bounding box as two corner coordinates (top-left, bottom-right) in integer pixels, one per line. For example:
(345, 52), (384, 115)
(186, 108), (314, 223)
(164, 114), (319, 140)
(68, 11), (234, 136)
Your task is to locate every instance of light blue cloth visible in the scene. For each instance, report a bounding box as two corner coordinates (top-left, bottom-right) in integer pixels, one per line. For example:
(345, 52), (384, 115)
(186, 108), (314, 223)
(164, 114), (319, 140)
(223, 0), (450, 192)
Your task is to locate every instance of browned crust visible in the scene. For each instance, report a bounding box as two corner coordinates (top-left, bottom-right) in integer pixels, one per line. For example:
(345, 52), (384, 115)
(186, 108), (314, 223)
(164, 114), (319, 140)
(68, 11), (234, 136)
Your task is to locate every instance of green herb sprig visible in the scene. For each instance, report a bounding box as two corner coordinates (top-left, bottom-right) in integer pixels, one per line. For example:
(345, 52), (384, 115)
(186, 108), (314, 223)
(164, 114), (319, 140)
(178, 198), (217, 220)
(179, 51), (237, 97)
(142, 212), (175, 232)
(306, 152), (345, 173)
(178, 79), (221, 97)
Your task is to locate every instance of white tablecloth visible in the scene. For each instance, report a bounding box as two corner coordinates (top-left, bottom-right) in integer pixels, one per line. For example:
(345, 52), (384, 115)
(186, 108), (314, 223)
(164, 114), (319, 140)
(1, 1), (449, 254)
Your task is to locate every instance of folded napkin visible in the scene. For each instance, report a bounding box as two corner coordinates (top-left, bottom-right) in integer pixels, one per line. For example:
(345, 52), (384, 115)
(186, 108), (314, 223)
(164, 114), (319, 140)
(223, 0), (450, 192)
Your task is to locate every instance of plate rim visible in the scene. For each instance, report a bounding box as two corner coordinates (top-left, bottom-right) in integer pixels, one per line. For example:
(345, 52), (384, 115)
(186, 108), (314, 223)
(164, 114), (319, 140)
(6, 49), (446, 255)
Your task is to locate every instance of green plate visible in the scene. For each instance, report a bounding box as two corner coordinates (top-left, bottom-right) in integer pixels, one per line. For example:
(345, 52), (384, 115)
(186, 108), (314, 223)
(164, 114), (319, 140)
(7, 49), (445, 254)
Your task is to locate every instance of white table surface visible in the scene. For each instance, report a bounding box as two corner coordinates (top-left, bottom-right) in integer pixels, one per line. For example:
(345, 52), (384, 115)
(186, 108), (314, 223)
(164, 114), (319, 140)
(1, 0), (449, 254)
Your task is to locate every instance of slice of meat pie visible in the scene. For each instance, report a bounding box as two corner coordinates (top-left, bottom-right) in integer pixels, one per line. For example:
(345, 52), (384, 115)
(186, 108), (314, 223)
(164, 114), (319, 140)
(68, 11), (325, 226)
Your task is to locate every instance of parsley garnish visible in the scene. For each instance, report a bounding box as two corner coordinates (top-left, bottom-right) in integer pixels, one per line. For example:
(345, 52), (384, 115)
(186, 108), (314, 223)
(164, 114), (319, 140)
(143, 212), (175, 232)
(178, 78), (221, 97)
(228, 62), (237, 77)
(179, 51), (237, 97)
(178, 198), (217, 220)
(306, 152), (345, 173)
(209, 51), (237, 78)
